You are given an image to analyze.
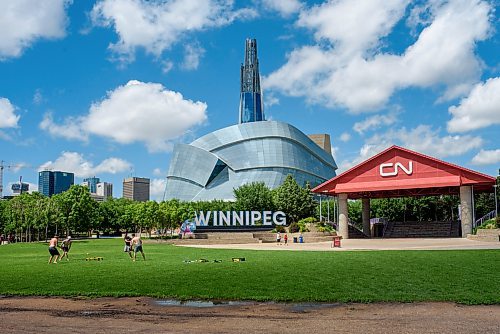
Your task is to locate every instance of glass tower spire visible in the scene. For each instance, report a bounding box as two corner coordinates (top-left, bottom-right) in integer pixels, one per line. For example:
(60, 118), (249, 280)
(239, 38), (265, 123)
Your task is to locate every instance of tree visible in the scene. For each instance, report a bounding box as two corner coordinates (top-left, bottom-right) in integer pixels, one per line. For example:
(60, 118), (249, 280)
(141, 201), (161, 235)
(0, 200), (6, 233)
(159, 199), (182, 235)
(53, 185), (99, 235)
(233, 182), (275, 211)
(273, 175), (316, 223)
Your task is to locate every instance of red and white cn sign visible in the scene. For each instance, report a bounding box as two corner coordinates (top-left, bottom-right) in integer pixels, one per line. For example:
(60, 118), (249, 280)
(379, 161), (413, 177)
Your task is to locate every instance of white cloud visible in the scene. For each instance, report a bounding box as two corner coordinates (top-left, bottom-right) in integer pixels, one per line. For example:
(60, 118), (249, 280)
(9, 162), (29, 173)
(162, 60), (174, 74)
(353, 113), (398, 134)
(39, 112), (89, 142)
(181, 43), (205, 70)
(0, 98), (20, 128)
(84, 80), (207, 152)
(339, 132), (351, 142)
(150, 178), (166, 201)
(340, 125), (483, 170)
(33, 89), (45, 105)
(330, 146), (339, 160)
(91, 0), (257, 64)
(264, 92), (279, 107)
(153, 168), (164, 177)
(40, 152), (132, 178)
(297, 0), (409, 58)
(447, 77), (500, 133)
(261, 0), (302, 17)
(265, 0), (492, 112)
(0, 131), (11, 141)
(471, 149), (500, 166)
(0, 0), (70, 60)
(39, 80), (208, 152)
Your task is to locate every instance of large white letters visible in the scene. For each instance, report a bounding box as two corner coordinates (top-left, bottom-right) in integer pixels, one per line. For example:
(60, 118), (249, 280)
(380, 161), (413, 177)
(194, 211), (287, 226)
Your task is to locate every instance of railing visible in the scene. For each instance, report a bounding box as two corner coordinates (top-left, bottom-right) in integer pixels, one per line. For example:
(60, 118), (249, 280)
(382, 220), (392, 237)
(474, 210), (497, 229)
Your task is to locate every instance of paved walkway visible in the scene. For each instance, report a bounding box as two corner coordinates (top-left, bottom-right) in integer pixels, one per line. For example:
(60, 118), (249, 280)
(179, 238), (500, 251)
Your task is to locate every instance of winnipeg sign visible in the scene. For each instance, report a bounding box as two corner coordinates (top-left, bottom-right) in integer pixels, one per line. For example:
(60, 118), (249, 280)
(194, 211), (286, 227)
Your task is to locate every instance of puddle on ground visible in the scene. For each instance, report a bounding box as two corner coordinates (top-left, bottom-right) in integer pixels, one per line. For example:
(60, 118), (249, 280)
(289, 302), (342, 312)
(155, 299), (341, 311)
(155, 300), (253, 308)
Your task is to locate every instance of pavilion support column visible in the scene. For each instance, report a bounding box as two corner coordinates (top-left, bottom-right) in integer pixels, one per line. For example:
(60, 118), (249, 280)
(338, 193), (349, 239)
(459, 186), (473, 237)
(362, 198), (371, 238)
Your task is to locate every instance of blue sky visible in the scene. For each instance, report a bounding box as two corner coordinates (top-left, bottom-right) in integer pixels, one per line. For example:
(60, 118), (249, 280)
(0, 0), (499, 200)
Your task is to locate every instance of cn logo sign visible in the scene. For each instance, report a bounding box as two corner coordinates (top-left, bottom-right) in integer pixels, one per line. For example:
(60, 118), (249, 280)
(379, 161), (413, 177)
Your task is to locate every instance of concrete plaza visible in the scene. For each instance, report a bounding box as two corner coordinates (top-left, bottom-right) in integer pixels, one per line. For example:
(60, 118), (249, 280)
(179, 237), (500, 251)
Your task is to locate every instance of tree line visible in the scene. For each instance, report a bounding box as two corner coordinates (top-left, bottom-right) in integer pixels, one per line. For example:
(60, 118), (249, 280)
(1, 174), (498, 242)
(0, 175), (316, 241)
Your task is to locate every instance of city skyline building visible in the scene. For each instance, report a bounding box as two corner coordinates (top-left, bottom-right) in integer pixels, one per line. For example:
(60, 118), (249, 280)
(82, 177), (100, 194)
(38, 171), (74, 197)
(123, 177), (150, 202)
(11, 182), (29, 196)
(165, 121), (337, 201)
(96, 182), (113, 198)
(239, 38), (264, 124)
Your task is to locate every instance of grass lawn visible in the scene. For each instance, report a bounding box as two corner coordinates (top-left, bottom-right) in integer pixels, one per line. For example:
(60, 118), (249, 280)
(0, 239), (498, 304)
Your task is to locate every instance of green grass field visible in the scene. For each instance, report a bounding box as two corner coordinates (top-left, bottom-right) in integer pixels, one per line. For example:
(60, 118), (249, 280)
(0, 239), (498, 304)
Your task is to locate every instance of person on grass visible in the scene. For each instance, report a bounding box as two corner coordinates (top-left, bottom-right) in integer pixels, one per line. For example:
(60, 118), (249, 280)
(48, 235), (60, 264)
(124, 234), (133, 258)
(131, 233), (146, 261)
(59, 235), (72, 261)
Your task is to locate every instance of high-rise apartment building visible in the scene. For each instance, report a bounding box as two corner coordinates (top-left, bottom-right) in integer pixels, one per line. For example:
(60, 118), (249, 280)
(96, 182), (113, 198)
(82, 177), (100, 193)
(38, 171), (74, 197)
(122, 177), (150, 202)
(239, 38), (264, 123)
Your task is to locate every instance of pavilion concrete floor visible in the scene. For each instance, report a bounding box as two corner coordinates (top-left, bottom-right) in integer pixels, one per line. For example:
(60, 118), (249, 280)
(178, 237), (500, 251)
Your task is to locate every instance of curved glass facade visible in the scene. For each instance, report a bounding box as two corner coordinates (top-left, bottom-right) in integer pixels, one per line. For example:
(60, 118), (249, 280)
(165, 121), (337, 201)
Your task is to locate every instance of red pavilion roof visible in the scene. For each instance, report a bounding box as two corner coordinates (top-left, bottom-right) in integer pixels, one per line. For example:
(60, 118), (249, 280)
(312, 145), (496, 199)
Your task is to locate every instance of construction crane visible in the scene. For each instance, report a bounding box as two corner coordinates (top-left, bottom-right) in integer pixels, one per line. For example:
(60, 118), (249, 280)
(0, 160), (34, 199)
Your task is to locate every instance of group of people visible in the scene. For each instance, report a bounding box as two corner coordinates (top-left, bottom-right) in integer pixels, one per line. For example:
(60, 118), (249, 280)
(124, 234), (146, 261)
(47, 233), (146, 264)
(276, 232), (289, 245)
(48, 235), (72, 264)
(0, 234), (15, 245)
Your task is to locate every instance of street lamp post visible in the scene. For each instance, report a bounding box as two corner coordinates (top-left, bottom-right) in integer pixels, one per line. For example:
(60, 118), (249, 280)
(494, 184), (498, 218)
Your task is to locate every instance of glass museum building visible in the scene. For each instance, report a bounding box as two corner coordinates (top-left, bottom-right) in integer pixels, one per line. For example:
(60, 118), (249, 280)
(164, 39), (337, 201)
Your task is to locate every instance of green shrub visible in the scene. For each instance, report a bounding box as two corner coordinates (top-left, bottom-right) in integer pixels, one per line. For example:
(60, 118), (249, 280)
(478, 219), (497, 230)
(496, 216), (500, 228)
(317, 224), (334, 233)
(273, 225), (286, 233)
(289, 222), (300, 233)
(298, 217), (317, 225)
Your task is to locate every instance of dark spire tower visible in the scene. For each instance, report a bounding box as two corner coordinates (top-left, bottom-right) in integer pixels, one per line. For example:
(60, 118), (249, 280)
(239, 38), (265, 123)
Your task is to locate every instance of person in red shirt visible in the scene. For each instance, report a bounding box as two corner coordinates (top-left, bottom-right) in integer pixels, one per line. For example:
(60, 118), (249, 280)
(284, 233), (288, 245)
